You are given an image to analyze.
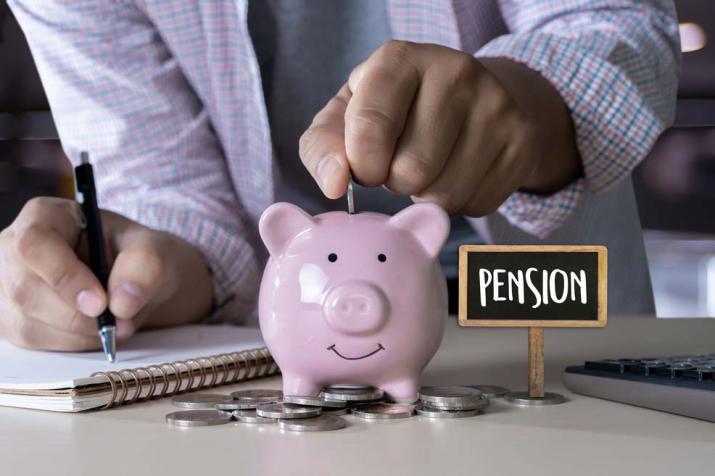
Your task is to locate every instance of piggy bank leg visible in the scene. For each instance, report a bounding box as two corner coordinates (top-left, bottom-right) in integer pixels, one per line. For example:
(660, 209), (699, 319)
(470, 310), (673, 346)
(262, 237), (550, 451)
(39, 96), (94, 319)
(381, 378), (420, 403)
(281, 373), (322, 397)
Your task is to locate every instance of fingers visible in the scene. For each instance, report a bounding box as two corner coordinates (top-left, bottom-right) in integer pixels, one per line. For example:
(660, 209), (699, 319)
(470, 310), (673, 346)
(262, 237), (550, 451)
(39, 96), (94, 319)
(412, 129), (501, 213)
(299, 85), (352, 198)
(0, 299), (99, 352)
(4, 272), (98, 336)
(0, 197), (104, 351)
(413, 66), (540, 216)
(412, 76), (511, 212)
(12, 197), (106, 317)
(0, 199), (206, 351)
(107, 225), (177, 328)
(344, 41), (421, 186)
(462, 115), (540, 216)
(16, 225), (107, 317)
(385, 61), (472, 195)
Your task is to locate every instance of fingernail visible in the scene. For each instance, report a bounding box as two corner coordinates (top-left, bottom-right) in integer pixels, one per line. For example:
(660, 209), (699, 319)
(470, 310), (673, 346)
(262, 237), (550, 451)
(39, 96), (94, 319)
(111, 283), (144, 318)
(316, 155), (342, 192)
(76, 291), (104, 316)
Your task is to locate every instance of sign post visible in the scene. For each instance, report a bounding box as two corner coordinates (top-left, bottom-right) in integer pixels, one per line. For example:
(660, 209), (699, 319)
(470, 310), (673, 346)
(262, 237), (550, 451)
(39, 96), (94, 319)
(458, 245), (608, 406)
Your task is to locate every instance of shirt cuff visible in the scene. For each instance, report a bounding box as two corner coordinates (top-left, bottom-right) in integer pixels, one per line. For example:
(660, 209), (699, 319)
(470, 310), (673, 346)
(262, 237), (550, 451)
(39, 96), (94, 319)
(476, 32), (666, 237)
(105, 201), (260, 325)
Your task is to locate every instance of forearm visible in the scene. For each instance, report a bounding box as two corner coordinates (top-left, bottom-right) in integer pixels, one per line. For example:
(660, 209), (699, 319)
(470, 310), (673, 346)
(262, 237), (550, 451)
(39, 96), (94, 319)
(478, 57), (582, 195)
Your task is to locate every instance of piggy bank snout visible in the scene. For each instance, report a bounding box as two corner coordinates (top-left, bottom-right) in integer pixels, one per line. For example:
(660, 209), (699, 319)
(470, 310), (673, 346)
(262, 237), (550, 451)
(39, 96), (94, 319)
(323, 282), (388, 336)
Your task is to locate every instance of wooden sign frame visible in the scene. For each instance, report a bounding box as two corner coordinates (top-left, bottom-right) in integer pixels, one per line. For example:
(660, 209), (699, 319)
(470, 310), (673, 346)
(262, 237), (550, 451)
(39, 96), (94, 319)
(458, 245), (607, 328)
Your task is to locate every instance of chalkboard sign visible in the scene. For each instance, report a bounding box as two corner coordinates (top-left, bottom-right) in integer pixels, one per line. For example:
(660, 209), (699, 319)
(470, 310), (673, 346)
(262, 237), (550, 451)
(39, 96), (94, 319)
(458, 245), (607, 328)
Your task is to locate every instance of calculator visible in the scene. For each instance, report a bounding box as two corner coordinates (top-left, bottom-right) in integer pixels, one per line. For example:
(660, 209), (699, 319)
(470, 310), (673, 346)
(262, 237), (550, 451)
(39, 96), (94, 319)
(563, 355), (715, 422)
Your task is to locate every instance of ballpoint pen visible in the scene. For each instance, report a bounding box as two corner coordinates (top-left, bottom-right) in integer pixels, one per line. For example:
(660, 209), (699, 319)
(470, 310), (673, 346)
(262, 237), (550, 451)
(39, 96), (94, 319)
(74, 151), (117, 362)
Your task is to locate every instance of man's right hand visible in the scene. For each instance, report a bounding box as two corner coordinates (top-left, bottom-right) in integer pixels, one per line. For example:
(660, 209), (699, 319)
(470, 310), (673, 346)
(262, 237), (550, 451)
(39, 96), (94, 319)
(0, 197), (214, 351)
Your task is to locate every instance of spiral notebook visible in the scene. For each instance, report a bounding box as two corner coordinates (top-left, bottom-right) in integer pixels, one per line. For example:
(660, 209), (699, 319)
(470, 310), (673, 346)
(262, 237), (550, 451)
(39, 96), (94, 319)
(0, 325), (279, 412)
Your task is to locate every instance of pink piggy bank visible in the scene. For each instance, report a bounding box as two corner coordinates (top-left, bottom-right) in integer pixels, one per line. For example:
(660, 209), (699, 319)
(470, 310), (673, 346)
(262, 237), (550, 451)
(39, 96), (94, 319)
(258, 202), (450, 402)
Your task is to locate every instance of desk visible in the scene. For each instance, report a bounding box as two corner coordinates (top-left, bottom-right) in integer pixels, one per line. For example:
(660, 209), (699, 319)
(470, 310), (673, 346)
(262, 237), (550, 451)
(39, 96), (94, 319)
(1, 316), (714, 476)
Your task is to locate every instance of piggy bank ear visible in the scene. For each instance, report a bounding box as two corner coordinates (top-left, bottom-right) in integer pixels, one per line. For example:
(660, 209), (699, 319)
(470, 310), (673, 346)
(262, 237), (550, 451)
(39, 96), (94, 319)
(259, 202), (316, 256)
(388, 203), (450, 258)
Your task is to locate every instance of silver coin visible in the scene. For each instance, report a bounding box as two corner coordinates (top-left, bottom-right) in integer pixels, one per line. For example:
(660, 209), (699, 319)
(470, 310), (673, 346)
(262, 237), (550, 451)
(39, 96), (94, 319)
(504, 391), (567, 406)
(214, 401), (244, 413)
(256, 402), (322, 419)
(283, 395), (347, 408)
(351, 403), (415, 420)
(230, 389), (283, 403)
(321, 406), (350, 416)
(223, 399), (262, 410)
(415, 403), (481, 419)
(232, 407), (258, 418)
(421, 395), (489, 411)
(419, 386), (485, 410)
(466, 385), (509, 399)
(234, 409), (277, 424)
(419, 386), (483, 400)
(171, 393), (233, 409)
(279, 415), (347, 432)
(166, 410), (232, 428)
(323, 386), (384, 402)
(325, 384), (372, 390)
(347, 178), (355, 214)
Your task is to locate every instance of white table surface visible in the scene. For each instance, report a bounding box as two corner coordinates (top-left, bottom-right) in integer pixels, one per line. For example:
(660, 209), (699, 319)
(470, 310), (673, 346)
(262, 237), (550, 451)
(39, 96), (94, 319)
(1, 316), (714, 476)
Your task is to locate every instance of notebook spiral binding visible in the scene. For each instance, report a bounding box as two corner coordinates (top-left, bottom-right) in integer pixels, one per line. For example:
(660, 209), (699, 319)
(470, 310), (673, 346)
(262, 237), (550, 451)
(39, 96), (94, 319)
(89, 347), (278, 409)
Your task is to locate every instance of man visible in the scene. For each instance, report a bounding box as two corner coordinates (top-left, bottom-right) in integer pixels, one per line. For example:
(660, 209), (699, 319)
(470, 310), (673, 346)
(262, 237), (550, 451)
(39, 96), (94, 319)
(0, 0), (679, 351)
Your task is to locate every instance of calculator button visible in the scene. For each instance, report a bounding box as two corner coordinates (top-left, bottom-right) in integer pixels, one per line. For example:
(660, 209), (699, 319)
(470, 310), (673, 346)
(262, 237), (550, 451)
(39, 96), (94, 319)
(585, 360), (621, 373)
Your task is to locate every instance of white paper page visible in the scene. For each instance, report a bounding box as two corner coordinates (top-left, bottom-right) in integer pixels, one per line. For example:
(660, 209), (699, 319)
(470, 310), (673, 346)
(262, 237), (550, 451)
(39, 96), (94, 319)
(0, 325), (264, 391)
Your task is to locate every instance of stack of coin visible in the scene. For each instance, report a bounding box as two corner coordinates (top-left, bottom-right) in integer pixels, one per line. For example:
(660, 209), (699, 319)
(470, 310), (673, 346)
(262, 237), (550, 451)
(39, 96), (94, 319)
(230, 389), (283, 408)
(351, 403), (415, 420)
(321, 385), (419, 421)
(279, 415), (346, 432)
(415, 386), (489, 418)
(166, 384), (495, 429)
(166, 409), (233, 428)
(227, 389), (284, 422)
(323, 385), (384, 403)
(283, 394), (350, 416)
(254, 401), (348, 432)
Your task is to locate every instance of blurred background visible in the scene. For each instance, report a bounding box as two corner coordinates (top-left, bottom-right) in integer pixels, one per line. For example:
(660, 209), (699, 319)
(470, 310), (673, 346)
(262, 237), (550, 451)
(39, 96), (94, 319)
(0, 1), (713, 317)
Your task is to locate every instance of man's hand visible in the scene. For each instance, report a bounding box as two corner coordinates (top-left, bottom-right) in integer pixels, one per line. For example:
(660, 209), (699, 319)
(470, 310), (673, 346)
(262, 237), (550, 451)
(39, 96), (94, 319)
(300, 41), (581, 214)
(0, 197), (213, 351)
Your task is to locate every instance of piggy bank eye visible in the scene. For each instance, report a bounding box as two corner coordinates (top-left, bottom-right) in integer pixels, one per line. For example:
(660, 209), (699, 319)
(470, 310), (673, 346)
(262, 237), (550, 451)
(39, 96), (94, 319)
(377, 253), (387, 262)
(328, 253), (338, 262)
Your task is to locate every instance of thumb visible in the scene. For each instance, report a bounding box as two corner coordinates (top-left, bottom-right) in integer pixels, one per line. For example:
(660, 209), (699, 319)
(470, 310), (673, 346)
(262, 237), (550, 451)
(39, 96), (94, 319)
(107, 226), (175, 328)
(299, 83), (351, 199)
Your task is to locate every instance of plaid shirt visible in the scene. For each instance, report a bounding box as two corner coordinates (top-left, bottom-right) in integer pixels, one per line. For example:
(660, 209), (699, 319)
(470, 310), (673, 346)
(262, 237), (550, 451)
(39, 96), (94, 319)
(10, 0), (679, 323)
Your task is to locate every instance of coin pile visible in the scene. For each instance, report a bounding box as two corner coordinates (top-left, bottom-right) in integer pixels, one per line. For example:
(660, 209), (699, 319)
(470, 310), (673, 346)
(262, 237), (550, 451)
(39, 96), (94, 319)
(166, 384), (500, 431)
(416, 386), (489, 418)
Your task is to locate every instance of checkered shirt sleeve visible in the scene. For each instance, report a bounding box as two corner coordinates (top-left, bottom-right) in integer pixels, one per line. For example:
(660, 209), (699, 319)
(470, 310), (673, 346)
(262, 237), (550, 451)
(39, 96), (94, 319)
(477, 0), (680, 237)
(8, 0), (260, 323)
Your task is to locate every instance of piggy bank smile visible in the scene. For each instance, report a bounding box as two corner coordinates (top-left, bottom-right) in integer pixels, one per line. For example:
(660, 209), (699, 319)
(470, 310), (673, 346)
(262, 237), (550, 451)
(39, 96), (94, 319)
(327, 343), (385, 360)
